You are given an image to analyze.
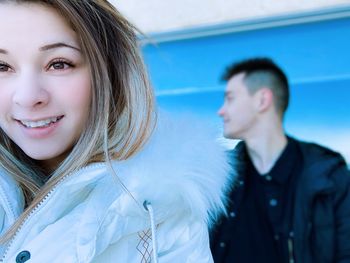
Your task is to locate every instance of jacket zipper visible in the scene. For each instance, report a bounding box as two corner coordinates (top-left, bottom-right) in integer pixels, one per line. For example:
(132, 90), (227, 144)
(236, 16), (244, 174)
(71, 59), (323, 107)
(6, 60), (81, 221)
(288, 237), (295, 263)
(0, 163), (104, 262)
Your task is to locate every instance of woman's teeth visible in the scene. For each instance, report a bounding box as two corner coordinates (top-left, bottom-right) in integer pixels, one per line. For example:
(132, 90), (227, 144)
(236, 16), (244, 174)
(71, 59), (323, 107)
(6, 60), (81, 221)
(20, 116), (61, 128)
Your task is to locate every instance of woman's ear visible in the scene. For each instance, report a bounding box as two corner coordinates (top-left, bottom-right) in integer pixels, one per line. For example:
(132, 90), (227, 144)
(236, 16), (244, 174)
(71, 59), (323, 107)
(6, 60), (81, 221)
(257, 87), (274, 112)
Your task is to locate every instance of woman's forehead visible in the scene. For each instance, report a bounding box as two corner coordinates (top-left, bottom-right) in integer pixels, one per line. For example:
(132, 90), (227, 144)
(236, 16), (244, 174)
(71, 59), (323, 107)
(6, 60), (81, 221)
(0, 2), (78, 50)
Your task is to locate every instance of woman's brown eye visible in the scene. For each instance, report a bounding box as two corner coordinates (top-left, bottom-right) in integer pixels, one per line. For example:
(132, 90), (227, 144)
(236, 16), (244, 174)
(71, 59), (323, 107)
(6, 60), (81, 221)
(49, 60), (74, 71)
(52, 62), (65, 70)
(0, 64), (10, 72)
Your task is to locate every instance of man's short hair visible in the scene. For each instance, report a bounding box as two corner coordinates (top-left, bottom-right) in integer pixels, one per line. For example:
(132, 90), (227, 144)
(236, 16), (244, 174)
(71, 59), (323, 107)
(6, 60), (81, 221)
(222, 57), (289, 117)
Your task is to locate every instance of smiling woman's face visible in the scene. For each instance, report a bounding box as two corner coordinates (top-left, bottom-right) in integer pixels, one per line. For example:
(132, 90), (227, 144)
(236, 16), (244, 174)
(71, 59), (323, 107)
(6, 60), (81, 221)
(0, 3), (91, 171)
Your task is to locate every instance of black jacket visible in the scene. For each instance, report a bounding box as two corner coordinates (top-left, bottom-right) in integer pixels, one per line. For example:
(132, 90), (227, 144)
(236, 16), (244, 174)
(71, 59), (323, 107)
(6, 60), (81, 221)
(211, 138), (350, 263)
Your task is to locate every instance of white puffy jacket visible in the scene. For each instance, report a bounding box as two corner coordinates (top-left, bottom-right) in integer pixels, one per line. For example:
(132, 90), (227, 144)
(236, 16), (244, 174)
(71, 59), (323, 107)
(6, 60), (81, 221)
(0, 117), (231, 262)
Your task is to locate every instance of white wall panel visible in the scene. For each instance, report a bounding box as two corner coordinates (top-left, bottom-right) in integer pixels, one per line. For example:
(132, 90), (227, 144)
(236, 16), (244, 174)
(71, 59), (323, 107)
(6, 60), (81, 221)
(110, 0), (350, 33)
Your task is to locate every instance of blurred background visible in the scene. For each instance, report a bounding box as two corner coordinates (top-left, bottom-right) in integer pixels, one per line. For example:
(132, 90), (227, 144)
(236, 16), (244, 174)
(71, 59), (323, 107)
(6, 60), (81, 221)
(110, 0), (350, 164)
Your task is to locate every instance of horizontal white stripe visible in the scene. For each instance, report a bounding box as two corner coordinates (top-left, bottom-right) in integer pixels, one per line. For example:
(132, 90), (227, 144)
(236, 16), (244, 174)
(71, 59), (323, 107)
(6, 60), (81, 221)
(155, 73), (350, 97)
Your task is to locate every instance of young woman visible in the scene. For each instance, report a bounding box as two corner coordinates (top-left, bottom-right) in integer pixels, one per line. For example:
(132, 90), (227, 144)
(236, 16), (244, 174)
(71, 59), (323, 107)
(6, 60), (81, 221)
(0, 1), (230, 262)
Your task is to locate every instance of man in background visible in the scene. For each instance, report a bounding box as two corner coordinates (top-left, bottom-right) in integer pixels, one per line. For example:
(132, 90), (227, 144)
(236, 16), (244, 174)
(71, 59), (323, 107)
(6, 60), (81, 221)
(210, 57), (350, 263)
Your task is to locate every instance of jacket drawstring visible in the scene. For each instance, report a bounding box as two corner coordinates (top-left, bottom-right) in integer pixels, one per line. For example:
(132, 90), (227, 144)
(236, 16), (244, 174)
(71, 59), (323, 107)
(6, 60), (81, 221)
(143, 201), (159, 263)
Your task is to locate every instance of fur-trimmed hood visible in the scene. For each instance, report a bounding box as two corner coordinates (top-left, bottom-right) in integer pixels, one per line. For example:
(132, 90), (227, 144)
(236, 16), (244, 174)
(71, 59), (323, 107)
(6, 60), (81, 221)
(0, 114), (234, 262)
(113, 113), (233, 226)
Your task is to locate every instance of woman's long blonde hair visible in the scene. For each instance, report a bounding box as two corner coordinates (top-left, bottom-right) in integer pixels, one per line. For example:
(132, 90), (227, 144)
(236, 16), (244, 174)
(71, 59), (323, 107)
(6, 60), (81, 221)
(0, 0), (156, 241)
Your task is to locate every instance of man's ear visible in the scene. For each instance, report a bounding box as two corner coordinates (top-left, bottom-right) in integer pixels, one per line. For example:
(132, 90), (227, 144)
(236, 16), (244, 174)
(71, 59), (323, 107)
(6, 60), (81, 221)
(257, 87), (274, 112)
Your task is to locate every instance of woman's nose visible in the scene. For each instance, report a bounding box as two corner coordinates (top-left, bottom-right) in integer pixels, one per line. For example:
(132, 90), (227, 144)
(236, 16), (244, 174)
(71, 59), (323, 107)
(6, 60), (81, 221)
(12, 71), (49, 108)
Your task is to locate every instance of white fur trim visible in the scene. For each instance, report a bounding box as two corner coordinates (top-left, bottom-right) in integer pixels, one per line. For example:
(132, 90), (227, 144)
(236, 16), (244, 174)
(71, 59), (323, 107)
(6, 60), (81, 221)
(114, 113), (234, 226)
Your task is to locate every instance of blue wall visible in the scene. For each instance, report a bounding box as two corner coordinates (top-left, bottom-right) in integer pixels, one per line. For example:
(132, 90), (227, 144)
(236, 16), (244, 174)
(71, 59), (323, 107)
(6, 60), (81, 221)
(142, 16), (350, 162)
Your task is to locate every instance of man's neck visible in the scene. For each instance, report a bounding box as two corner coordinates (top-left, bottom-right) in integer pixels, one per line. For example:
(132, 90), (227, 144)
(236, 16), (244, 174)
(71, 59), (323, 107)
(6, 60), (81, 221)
(244, 128), (288, 174)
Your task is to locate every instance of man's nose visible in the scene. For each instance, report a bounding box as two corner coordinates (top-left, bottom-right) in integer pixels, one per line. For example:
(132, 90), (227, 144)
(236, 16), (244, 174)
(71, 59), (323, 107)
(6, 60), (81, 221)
(217, 105), (225, 117)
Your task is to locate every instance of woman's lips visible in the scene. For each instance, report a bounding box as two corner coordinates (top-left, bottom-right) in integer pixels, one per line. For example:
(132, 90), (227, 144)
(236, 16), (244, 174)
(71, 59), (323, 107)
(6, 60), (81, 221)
(16, 115), (64, 139)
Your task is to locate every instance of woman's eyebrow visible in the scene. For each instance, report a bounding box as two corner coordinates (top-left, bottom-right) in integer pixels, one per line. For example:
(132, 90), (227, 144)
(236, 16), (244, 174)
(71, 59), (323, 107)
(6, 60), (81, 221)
(39, 42), (80, 52)
(0, 48), (8, 54)
(0, 43), (80, 54)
